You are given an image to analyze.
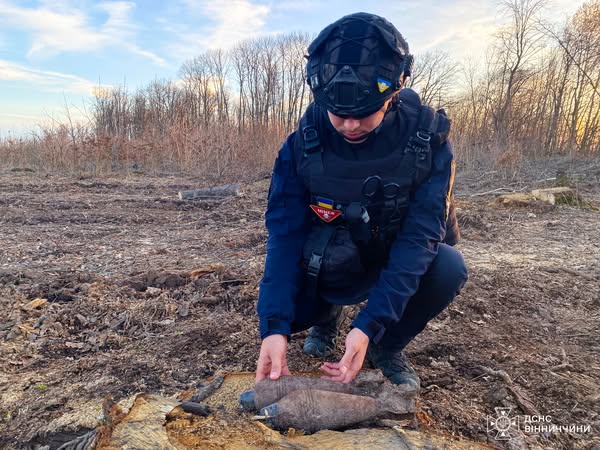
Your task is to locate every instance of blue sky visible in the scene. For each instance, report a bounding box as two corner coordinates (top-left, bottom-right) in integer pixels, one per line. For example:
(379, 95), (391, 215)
(0, 0), (585, 136)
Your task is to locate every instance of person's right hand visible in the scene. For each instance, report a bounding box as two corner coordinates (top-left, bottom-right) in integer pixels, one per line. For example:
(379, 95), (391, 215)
(255, 334), (290, 383)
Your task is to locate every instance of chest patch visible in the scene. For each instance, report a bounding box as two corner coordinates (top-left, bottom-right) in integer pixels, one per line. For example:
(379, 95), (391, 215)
(310, 205), (342, 223)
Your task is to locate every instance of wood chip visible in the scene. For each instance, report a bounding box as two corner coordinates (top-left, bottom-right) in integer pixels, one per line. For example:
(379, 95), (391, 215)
(180, 401), (211, 416)
(190, 371), (225, 403)
(177, 302), (190, 318)
(22, 298), (48, 311)
(65, 341), (85, 349)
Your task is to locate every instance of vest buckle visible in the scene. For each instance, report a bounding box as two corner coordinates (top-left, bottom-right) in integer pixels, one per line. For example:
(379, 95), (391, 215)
(303, 126), (321, 152)
(414, 130), (432, 146)
(307, 253), (323, 278)
(406, 130), (431, 158)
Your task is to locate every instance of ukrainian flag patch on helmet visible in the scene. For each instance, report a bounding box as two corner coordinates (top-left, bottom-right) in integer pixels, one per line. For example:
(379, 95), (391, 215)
(377, 78), (391, 93)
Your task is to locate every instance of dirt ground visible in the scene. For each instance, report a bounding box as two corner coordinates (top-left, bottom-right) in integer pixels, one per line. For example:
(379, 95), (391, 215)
(0, 159), (599, 450)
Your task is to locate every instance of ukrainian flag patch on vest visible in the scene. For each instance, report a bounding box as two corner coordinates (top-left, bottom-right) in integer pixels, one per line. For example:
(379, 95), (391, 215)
(316, 196), (334, 209)
(377, 78), (391, 93)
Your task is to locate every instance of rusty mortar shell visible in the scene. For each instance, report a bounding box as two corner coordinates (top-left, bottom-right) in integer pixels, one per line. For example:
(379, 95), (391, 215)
(239, 375), (366, 411)
(259, 389), (380, 433)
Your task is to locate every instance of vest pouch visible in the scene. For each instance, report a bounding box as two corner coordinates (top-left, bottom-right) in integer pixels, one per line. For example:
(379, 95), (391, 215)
(303, 224), (377, 304)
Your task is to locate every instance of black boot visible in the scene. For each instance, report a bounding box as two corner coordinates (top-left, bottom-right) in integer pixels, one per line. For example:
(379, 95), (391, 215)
(303, 305), (345, 358)
(366, 344), (420, 388)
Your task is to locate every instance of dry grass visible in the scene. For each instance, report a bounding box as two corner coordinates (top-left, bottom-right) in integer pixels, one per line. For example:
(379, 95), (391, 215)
(3, 122), (594, 184)
(0, 122), (286, 181)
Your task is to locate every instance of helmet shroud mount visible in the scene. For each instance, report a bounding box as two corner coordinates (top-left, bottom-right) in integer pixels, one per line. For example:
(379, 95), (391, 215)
(306, 12), (413, 118)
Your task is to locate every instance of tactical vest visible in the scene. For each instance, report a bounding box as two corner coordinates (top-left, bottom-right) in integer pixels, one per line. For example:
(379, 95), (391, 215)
(296, 88), (459, 304)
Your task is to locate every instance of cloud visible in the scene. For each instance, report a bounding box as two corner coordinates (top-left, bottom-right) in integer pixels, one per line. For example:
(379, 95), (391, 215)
(0, 59), (110, 95)
(0, 112), (41, 121)
(0, 1), (165, 65)
(384, 0), (498, 61)
(166, 0), (271, 59)
(204, 0), (270, 47)
(272, 0), (320, 12)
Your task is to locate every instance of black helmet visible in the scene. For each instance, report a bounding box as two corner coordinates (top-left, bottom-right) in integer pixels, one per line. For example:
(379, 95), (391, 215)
(306, 12), (413, 118)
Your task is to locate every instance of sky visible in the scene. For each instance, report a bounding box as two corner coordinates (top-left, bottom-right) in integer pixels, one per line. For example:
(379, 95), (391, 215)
(0, 0), (586, 137)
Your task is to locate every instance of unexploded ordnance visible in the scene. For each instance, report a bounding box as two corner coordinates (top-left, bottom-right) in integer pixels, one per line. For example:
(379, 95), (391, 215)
(260, 389), (379, 432)
(240, 376), (364, 411)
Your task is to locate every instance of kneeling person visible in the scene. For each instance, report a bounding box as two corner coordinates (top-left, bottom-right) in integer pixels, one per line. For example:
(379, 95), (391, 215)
(255, 12), (468, 387)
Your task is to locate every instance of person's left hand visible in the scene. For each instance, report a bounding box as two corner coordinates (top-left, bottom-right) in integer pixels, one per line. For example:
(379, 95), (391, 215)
(320, 327), (369, 383)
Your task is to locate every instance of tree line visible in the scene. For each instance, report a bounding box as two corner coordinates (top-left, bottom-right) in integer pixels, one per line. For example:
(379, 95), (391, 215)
(2, 0), (598, 175)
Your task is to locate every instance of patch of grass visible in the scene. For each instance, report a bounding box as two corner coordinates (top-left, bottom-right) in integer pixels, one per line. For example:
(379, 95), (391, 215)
(555, 193), (580, 206)
(554, 171), (573, 188)
(34, 384), (48, 391)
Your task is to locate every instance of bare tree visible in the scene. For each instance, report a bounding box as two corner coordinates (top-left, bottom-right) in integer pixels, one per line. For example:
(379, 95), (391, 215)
(206, 49), (231, 123)
(180, 54), (217, 126)
(492, 0), (545, 139)
(408, 50), (459, 108)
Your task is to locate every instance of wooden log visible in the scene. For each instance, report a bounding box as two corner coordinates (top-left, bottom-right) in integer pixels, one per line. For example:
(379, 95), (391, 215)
(178, 184), (241, 201)
(98, 394), (183, 450)
(531, 187), (580, 205)
(56, 430), (97, 450)
(495, 193), (535, 207)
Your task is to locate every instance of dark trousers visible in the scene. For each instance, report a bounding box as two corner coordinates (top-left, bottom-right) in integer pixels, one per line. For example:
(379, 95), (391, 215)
(290, 243), (468, 350)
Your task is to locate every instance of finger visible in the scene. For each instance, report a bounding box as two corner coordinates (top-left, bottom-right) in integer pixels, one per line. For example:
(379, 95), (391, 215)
(343, 364), (360, 383)
(256, 364), (270, 383)
(280, 353), (291, 376)
(321, 368), (353, 383)
(256, 370), (267, 383)
(327, 364), (356, 384)
(321, 361), (342, 370)
(320, 363), (350, 379)
(320, 365), (343, 377)
(270, 357), (283, 380)
(338, 350), (363, 383)
(321, 360), (350, 368)
(320, 361), (347, 371)
(255, 355), (269, 383)
(335, 354), (355, 378)
(338, 352), (355, 370)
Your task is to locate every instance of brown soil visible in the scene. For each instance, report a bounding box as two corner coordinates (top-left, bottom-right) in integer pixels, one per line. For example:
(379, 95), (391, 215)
(0, 161), (599, 449)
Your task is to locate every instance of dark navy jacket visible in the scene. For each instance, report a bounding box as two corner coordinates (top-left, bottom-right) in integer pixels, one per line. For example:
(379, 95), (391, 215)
(257, 122), (454, 343)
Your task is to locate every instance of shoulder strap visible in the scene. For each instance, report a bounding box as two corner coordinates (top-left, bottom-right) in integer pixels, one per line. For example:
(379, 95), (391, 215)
(398, 88), (451, 148)
(300, 103), (325, 178)
(411, 105), (437, 184)
(404, 100), (452, 185)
